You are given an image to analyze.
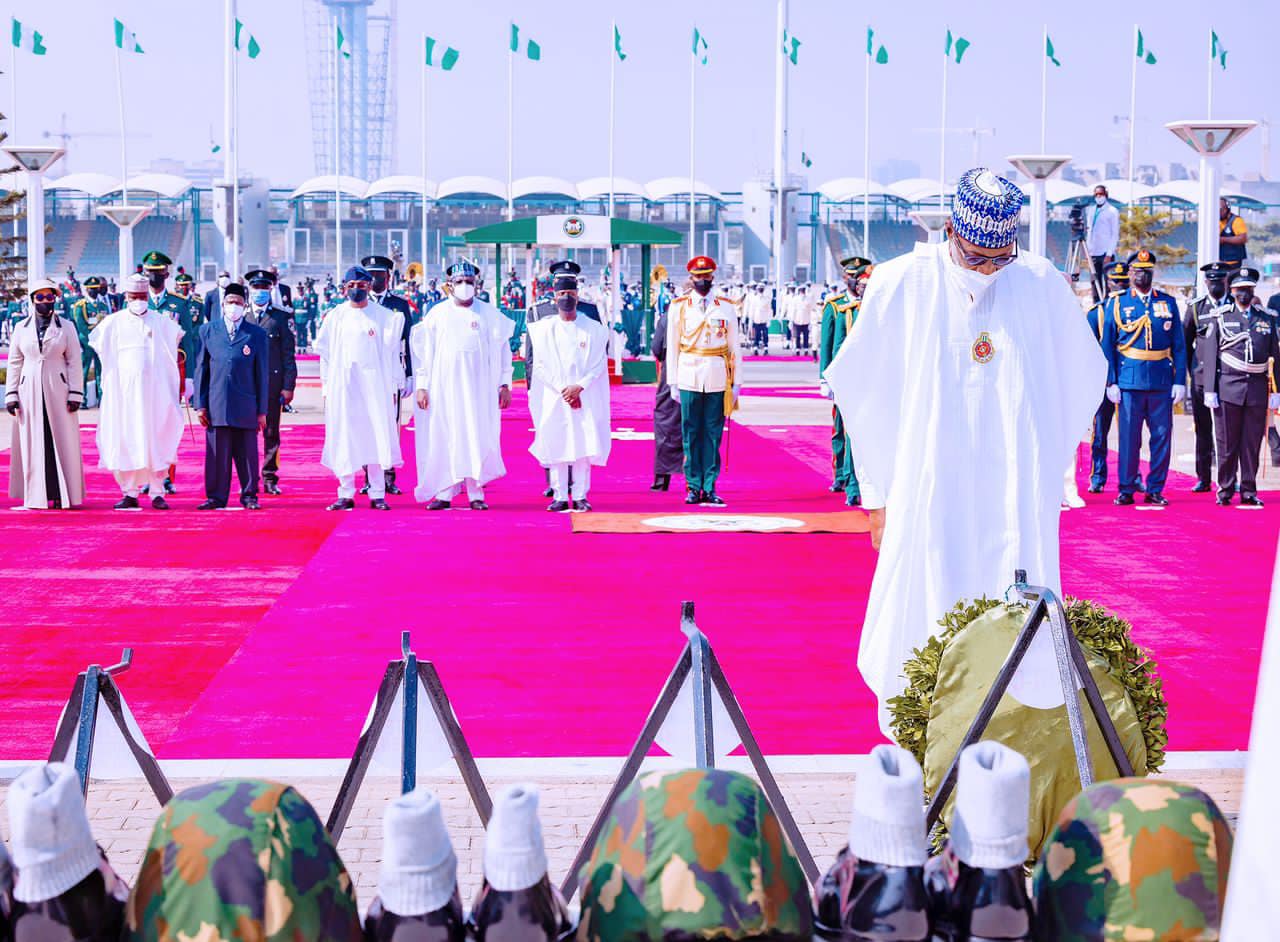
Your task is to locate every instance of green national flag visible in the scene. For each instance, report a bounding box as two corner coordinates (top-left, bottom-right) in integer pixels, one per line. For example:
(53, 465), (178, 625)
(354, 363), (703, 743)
(1211, 30), (1227, 69)
(234, 19), (260, 59)
(867, 27), (888, 64)
(424, 36), (458, 70)
(801, 151), (812, 168)
(614, 24), (626, 62)
(1046, 34), (1060, 67)
(945, 29), (970, 63)
(782, 30), (800, 65)
(336, 24), (350, 59)
(1135, 29), (1156, 65)
(510, 23), (540, 61)
(114, 18), (143, 54)
(211, 143), (222, 154)
(11, 18), (47, 55)
(692, 26), (708, 64)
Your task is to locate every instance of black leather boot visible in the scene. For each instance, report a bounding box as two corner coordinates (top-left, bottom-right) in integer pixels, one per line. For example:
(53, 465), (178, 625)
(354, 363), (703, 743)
(815, 848), (930, 941)
(924, 845), (1031, 941)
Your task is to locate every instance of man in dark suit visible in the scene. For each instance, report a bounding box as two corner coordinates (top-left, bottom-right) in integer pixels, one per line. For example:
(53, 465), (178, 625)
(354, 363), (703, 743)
(1183, 262), (1232, 492)
(203, 270), (232, 323)
(245, 269), (298, 495)
(193, 282), (269, 510)
(524, 259), (602, 497)
(270, 265), (293, 308)
(362, 254), (413, 495)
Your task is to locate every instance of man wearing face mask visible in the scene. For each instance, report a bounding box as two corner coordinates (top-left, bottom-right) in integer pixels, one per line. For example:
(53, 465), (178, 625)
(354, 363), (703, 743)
(1201, 268), (1280, 507)
(173, 268), (202, 324)
(192, 282), (269, 510)
(360, 255), (414, 496)
(665, 256), (742, 506)
(203, 271), (232, 323)
(1085, 185), (1120, 303)
(1102, 249), (1187, 507)
(89, 273), (185, 510)
(244, 270), (298, 495)
(411, 258), (514, 510)
(819, 257), (872, 505)
(1084, 261), (1130, 493)
(314, 267), (404, 510)
(1182, 262), (1233, 493)
(70, 276), (114, 406)
(824, 168), (1106, 733)
(141, 251), (198, 495)
(524, 260), (601, 498)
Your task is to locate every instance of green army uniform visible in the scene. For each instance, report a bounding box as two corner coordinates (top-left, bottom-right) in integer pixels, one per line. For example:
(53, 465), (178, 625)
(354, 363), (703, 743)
(173, 269), (205, 328)
(141, 251), (198, 384)
(577, 768), (813, 942)
(70, 278), (114, 402)
(819, 256), (871, 506)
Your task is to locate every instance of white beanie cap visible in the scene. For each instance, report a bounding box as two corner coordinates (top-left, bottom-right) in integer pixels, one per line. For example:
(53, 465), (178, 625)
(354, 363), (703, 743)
(377, 788), (458, 916)
(848, 745), (927, 867)
(8, 763), (100, 903)
(483, 785), (548, 892)
(951, 741), (1030, 869)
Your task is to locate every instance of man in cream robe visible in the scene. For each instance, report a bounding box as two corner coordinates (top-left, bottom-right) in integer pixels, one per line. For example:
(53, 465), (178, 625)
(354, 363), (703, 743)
(89, 273), (184, 510)
(825, 168), (1107, 732)
(412, 259), (514, 510)
(315, 266), (404, 510)
(527, 302), (611, 512)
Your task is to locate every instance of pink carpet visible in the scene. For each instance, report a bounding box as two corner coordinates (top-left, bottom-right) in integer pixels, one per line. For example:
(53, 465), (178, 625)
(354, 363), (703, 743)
(0, 387), (1271, 760)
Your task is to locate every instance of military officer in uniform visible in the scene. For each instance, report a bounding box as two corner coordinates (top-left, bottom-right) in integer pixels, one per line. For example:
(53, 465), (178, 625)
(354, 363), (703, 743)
(142, 250), (198, 494)
(173, 268), (202, 323)
(1085, 261), (1129, 492)
(819, 257), (871, 506)
(1183, 261), (1233, 492)
(245, 269), (298, 495)
(525, 260), (602, 497)
(1202, 267), (1280, 506)
(361, 254), (414, 495)
(665, 256), (742, 505)
(1102, 249), (1187, 506)
(69, 276), (114, 405)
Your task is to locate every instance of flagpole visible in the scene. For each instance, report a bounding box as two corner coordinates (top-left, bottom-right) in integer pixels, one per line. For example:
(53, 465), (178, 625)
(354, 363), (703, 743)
(506, 36), (514, 221)
(10, 41), (16, 139)
(608, 19), (617, 220)
(420, 33), (429, 276)
(1127, 24), (1138, 194)
(609, 19), (622, 374)
(1206, 27), (1213, 119)
(772, 0), (788, 288)
(862, 25), (871, 256)
(333, 13), (342, 282)
(939, 33), (948, 211)
(113, 48), (129, 208)
(231, 0), (240, 279)
(223, 0), (234, 272)
(1040, 24), (1048, 152)
(688, 33), (696, 255)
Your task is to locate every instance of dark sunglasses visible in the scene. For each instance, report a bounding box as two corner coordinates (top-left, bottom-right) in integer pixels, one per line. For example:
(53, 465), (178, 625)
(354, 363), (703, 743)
(951, 236), (1019, 269)
(32, 291), (58, 302)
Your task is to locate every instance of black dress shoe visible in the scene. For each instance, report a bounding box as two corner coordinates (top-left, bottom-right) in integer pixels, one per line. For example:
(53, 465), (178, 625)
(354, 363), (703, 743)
(196, 499), (223, 510)
(1087, 483), (1103, 494)
(358, 483), (370, 495)
(685, 489), (703, 505)
(370, 498), (391, 510)
(427, 498), (451, 510)
(242, 497), (261, 510)
(326, 498), (356, 511)
(385, 483), (403, 496)
(828, 482), (843, 493)
(924, 845), (1033, 942)
(650, 474), (671, 492)
(815, 848), (930, 942)
(469, 499), (489, 511)
(1241, 495), (1264, 507)
(1144, 492), (1169, 506)
(572, 499), (592, 512)
(1114, 493), (1135, 506)
(1217, 494), (1233, 506)
(701, 492), (726, 506)
(846, 493), (861, 507)
(113, 495), (140, 510)
(263, 481), (282, 495)
(1192, 481), (1212, 493)
(542, 486), (555, 498)
(546, 500), (571, 513)
(151, 496), (171, 510)
(163, 478), (176, 495)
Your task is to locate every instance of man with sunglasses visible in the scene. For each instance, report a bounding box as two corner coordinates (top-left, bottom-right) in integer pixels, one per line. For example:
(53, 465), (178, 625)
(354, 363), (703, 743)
(824, 167), (1106, 733)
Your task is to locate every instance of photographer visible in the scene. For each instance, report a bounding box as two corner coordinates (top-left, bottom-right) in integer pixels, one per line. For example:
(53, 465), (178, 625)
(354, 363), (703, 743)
(1085, 185), (1120, 302)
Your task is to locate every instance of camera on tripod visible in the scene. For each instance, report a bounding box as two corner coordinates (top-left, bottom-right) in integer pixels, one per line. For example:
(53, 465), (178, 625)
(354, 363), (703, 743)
(1068, 202), (1087, 241)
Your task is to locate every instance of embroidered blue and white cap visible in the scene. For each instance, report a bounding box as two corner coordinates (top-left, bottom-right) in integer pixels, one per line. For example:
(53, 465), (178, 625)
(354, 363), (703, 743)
(951, 168), (1024, 248)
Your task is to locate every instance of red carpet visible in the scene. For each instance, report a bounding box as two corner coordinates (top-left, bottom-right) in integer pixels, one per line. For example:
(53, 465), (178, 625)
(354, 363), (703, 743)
(0, 387), (1271, 760)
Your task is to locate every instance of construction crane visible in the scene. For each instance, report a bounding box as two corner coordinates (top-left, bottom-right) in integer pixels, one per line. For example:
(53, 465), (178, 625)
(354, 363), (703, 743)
(41, 113), (150, 173)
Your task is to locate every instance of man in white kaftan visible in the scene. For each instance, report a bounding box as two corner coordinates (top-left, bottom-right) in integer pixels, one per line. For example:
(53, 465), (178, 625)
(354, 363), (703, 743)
(315, 265), (404, 510)
(527, 293), (611, 512)
(412, 258), (514, 510)
(89, 273), (184, 511)
(825, 168), (1107, 732)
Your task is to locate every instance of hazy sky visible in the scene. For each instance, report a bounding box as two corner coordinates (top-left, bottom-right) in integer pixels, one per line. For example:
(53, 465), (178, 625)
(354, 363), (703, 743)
(8, 0), (1278, 188)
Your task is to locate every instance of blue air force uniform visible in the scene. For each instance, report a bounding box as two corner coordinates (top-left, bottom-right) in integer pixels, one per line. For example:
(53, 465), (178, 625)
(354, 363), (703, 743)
(1101, 251), (1187, 501)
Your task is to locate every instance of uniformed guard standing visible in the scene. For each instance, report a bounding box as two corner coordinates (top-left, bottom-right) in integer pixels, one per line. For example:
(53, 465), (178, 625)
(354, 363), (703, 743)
(665, 256), (742, 506)
(141, 250), (197, 495)
(1085, 261), (1129, 493)
(1102, 249), (1187, 506)
(173, 268), (204, 325)
(818, 256), (870, 506)
(69, 276), (114, 406)
(1201, 267), (1280, 507)
(525, 260), (602, 497)
(1182, 261), (1232, 492)
(362, 255), (413, 495)
(245, 270), (298, 495)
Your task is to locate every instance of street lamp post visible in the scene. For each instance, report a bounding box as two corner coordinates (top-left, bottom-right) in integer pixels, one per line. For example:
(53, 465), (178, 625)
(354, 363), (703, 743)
(2, 145), (66, 286)
(1006, 155), (1072, 260)
(909, 207), (950, 244)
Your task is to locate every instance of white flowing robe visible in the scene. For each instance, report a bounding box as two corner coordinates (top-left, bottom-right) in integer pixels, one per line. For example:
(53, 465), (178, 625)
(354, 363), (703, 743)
(315, 300), (404, 476)
(527, 315), (612, 467)
(411, 297), (515, 500)
(89, 311), (184, 474)
(824, 242), (1106, 731)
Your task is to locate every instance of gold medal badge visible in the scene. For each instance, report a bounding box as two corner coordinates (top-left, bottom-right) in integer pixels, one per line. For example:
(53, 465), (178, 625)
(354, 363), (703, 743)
(971, 331), (995, 364)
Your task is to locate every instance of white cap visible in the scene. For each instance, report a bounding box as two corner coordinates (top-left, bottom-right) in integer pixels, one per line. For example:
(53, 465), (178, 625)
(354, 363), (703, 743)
(377, 788), (458, 916)
(123, 273), (149, 293)
(483, 785), (548, 892)
(8, 763), (100, 903)
(950, 742), (1030, 869)
(27, 278), (57, 297)
(848, 745), (927, 867)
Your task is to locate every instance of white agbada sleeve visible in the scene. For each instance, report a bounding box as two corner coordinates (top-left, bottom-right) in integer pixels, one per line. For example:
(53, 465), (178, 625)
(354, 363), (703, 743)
(383, 307), (405, 396)
(410, 318), (432, 392)
(314, 308), (335, 391)
(577, 321), (608, 390)
(493, 309), (514, 389)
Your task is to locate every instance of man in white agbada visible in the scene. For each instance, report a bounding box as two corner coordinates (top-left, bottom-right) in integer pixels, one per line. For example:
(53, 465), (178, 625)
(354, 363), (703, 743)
(825, 168), (1107, 733)
(526, 265), (611, 512)
(412, 259), (514, 511)
(314, 265), (404, 511)
(89, 273), (184, 511)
